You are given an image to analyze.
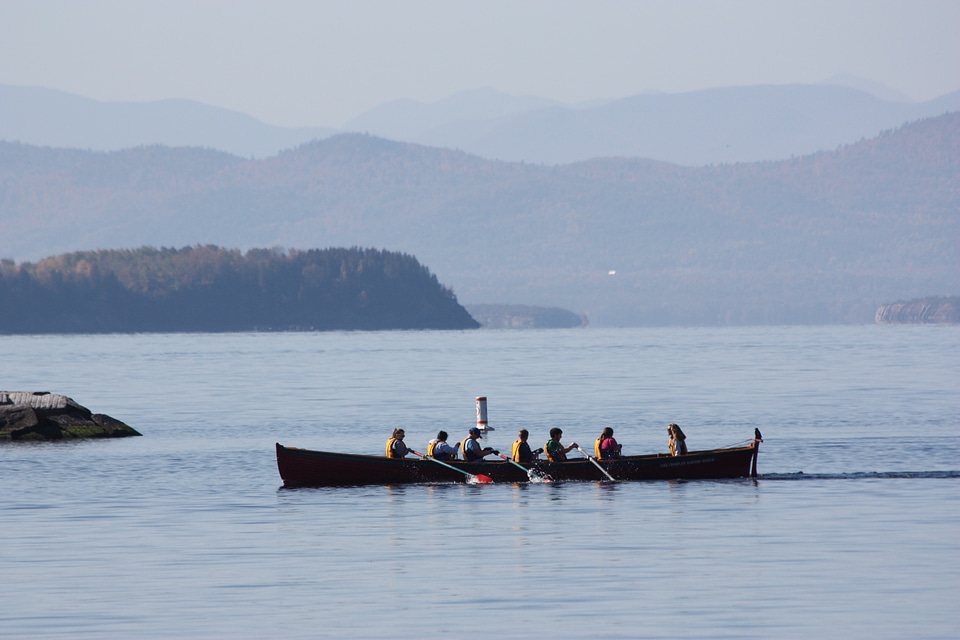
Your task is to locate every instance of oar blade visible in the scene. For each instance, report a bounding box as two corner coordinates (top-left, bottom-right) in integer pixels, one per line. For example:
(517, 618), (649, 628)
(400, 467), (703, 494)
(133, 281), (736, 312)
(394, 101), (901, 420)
(528, 470), (553, 483)
(469, 474), (494, 484)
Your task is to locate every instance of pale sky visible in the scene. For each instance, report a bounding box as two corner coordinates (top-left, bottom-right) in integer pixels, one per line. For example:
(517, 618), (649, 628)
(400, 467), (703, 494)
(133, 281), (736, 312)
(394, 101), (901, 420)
(1, 0), (958, 128)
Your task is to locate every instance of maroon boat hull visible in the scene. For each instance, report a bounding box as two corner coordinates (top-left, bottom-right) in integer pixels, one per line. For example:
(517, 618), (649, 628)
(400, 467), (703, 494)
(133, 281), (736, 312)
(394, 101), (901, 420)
(276, 440), (759, 486)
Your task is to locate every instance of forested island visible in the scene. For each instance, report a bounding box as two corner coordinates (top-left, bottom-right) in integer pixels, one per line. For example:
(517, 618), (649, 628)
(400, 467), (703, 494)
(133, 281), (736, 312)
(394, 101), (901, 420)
(0, 246), (479, 333)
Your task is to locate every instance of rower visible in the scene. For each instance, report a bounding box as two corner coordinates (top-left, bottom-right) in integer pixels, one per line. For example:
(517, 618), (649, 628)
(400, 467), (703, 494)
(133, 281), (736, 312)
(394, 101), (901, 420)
(426, 430), (460, 461)
(544, 428), (578, 462)
(511, 429), (539, 463)
(386, 428), (412, 458)
(461, 427), (498, 462)
(595, 427), (622, 459)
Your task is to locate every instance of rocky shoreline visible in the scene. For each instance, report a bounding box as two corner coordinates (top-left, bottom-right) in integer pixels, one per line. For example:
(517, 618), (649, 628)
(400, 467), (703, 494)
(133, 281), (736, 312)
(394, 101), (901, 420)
(875, 297), (959, 324)
(464, 304), (588, 329)
(0, 391), (140, 441)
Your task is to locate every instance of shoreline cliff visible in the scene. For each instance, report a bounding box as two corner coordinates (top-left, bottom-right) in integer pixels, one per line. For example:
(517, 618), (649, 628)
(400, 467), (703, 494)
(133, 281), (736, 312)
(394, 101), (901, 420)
(875, 297), (959, 324)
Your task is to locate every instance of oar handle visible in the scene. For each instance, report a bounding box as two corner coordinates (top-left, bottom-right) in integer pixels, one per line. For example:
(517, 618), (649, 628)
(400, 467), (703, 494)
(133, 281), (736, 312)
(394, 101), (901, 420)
(412, 449), (493, 484)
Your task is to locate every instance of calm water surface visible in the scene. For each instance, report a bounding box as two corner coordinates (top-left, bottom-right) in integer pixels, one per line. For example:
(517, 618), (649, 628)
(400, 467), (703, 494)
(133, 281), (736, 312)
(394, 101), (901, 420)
(1, 326), (958, 638)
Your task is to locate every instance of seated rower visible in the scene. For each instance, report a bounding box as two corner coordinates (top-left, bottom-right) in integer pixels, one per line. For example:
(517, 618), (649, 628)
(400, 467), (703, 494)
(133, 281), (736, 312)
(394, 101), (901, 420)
(544, 428), (578, 462)
(385, 428), (412, 458)
(667, 423), (688, 456)
(426, 430), (460, 461)
(595, 427), (622, 459)
(511, 429), (540, 463)
(461, 427), (498, 462)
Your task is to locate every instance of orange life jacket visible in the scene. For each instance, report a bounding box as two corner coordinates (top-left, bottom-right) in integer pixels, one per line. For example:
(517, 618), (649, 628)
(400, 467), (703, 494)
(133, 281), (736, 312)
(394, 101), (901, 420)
(544, 439), (566, 462)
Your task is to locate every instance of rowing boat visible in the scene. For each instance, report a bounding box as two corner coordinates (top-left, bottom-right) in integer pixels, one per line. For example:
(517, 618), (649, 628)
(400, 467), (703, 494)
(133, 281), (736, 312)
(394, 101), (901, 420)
(275, 438), (760, 486)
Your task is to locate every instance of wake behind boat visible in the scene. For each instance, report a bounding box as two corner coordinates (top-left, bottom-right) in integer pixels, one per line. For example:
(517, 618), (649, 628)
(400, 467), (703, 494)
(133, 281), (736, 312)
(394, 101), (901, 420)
(275, 439), (760, 487)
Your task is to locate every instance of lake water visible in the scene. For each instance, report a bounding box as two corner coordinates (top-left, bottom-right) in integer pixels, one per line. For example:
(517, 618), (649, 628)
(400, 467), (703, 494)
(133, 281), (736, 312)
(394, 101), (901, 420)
(1, 326), (957, 639)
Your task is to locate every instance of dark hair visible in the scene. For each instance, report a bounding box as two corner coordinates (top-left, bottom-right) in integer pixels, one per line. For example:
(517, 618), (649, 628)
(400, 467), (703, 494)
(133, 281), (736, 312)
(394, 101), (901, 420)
(437, 430), (448, 441)
(549, 427), (563, 439)
(392, 428), (405, 438)
(517, 429), (529, 438)
(601, 427), (614, 438)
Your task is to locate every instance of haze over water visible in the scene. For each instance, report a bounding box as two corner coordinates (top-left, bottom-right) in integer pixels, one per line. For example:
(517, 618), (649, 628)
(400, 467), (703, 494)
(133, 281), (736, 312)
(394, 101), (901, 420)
(1, 326), (957, 638)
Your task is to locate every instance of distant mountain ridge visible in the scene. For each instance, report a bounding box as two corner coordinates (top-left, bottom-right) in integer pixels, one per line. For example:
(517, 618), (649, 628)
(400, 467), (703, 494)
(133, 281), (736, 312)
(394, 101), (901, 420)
(383, 84), (960, 165)
(1, 112), (956, 326)
(343, 88), (563, 141)
(2, 82), (958, 165)
(0, 84), (336, 158)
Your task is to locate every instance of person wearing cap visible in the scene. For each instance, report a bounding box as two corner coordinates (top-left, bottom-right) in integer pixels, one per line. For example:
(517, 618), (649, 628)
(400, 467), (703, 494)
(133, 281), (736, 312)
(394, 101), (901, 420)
(544, 427), (578, 462)
(386, 428), (412, 458)
(426, 430), (460, 461)
(461, 427), (498, 462)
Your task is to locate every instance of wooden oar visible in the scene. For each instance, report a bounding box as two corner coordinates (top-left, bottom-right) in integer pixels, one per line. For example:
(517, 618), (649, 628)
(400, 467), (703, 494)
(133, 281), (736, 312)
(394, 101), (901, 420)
(495, 452), (552, 483)
(577, 446), (617, 482)
(410, 449), (493, 484)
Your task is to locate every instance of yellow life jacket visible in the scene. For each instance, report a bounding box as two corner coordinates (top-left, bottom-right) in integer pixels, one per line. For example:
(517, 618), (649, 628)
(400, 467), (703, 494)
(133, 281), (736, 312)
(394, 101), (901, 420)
(386, 437), (401, 458)
(426, 440), (437, 457)
(594, 437), (603, 459)
(510, 440), (535, 463)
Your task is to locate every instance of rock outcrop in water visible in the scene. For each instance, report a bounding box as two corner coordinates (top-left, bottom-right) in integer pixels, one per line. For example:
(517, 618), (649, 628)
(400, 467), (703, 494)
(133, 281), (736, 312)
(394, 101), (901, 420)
(874, 297), (959, 324)
(0, 391), (140, 441)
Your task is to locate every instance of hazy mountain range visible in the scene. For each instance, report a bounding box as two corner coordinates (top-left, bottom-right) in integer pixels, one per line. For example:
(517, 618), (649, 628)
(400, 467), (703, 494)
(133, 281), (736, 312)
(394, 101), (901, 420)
(0, 84), (336, 159)
(3, 80), (958, 165)
(2, 112), (956, 326)
(345, 84), (960, 166)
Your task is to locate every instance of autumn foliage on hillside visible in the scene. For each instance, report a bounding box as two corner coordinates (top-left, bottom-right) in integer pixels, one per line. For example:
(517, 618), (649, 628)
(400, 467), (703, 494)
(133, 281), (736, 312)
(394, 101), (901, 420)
(0, 246), (479, 333)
